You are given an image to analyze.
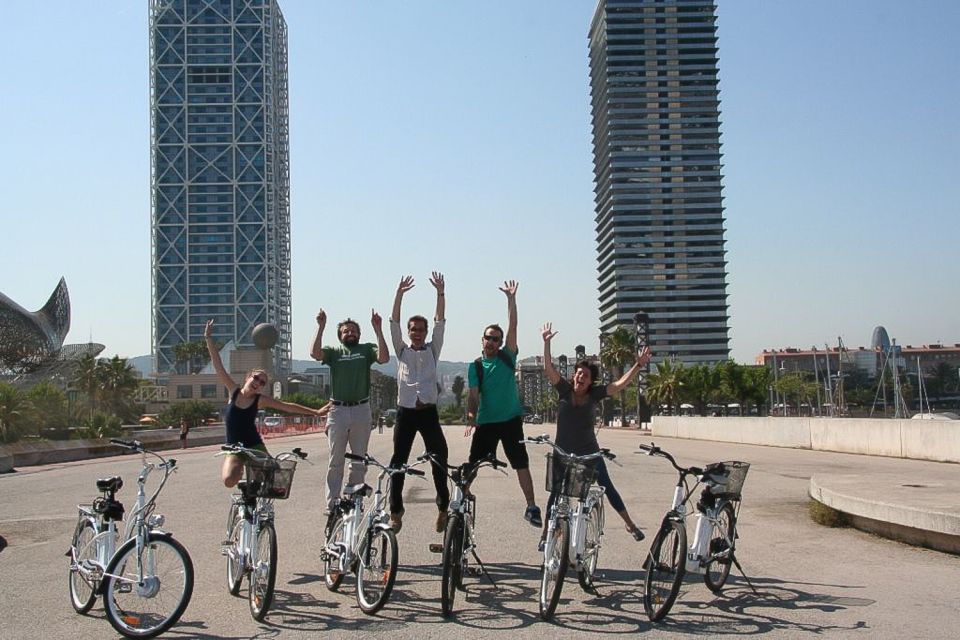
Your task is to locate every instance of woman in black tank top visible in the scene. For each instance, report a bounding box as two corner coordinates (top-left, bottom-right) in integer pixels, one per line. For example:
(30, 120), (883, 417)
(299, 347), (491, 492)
(205, 319), (330, 488)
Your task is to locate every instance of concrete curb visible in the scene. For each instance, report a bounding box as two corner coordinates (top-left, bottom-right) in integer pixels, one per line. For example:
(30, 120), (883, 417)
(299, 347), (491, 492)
(810, 474), (960, 555)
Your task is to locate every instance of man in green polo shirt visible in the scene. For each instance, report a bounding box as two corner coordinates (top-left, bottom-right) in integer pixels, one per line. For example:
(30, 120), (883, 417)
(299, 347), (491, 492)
(310, 309), (389, 525)
(465, 280), (541, 527)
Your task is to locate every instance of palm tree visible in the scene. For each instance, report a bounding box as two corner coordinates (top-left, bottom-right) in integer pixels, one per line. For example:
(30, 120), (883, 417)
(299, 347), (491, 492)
(98, 356), (140, 420)
(451, 375), (465, 408)
(599, 326), (636, 427)
(646, 359), (685, 415)
(0, 382), (28, 444)
(682, 363), (721, 416)
(71, 353), (100, 419)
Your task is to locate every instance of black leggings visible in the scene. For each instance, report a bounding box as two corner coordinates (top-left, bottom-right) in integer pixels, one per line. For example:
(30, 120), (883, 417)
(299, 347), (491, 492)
(389, 406), (450, 514)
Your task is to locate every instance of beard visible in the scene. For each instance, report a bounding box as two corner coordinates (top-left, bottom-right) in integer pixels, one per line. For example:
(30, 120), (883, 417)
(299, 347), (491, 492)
(341, 336), (359, 346)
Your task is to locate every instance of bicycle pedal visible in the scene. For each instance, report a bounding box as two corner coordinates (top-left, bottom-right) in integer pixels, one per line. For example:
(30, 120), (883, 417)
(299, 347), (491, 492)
(428, 543), (443, 553)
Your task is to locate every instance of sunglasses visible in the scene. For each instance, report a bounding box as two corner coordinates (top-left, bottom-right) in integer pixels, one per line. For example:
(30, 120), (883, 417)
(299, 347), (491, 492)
(482, 334), (502, 343)
(251, 375), (267, 386)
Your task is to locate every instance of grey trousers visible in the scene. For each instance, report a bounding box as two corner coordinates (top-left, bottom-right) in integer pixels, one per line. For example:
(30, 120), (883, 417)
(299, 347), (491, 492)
(325, 403), (373, 512)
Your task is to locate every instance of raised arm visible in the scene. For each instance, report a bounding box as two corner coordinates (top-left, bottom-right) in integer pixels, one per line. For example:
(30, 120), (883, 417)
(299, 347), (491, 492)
(499, 279), (519, 353)
(260, 395), (329, 417)
(541, 323), (562, 385)
(309, 309), (326, 362)
(204, 319), (237, 391)
(431, 271), (445, 321)
(390, 276), (413, 354)
(372, 309), (389, 365)
(606, 346), (653, 396)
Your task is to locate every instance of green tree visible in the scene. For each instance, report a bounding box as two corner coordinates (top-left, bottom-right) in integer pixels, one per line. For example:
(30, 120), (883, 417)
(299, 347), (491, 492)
(72, 353), (100, 419)
(172, 340), (213, 375)
(78, 411), (123, 440)
(98, 356), (140, 421)
(599, 326), (637, 427)
(283, 391), (327, 410)
(158, 400), (217, 430)
(451, 375), (465, 408)
(681, 363), (721, 416)
(25, 381), (70, 437)
(646, 359), (685, 415)
(0, 382), (28, 443)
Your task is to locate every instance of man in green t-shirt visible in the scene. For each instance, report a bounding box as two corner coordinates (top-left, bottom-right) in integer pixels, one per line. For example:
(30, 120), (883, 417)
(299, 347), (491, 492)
(310, 309), (389, 526)
(465, 280), (541, 527)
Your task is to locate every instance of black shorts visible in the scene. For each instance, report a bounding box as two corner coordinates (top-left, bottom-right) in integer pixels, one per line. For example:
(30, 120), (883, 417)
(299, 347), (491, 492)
(468, 415), (529, 470)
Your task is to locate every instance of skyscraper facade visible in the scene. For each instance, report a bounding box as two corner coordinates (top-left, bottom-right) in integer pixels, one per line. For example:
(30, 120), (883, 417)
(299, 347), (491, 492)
(588, 0), (730, 364)
(149, 0), (291, 374)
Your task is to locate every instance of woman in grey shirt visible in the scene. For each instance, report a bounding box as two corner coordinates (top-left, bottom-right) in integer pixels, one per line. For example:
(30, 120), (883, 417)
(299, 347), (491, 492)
(540, 323), (651, 547)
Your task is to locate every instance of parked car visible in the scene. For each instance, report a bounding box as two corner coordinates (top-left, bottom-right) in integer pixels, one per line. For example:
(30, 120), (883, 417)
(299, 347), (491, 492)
(262, 416), (283, 429)
(524, 414), (543, 424)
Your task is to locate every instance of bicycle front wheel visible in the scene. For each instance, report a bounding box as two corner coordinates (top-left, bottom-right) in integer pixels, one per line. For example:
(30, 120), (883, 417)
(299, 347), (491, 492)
(102, 533), (194, 639)
(440, 513), (463, 617)
(539, 517), (569, 621)
(704, 502), (736, 592)
(225, 506), (244, 596)
(68, 519), (99, 614)
(322, 515), (345, 591)
(249, 521), (278, 621)
(644, 518), (686, 622)
(356, 527), (398, 615)
(578, 501), (603, 593)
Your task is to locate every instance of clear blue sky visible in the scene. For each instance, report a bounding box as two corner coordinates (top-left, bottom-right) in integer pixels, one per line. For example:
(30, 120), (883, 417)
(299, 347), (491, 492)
(2, 1), (957, 366)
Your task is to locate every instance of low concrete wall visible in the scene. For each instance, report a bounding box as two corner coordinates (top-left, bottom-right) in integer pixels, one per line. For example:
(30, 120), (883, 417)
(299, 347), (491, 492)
(652, 415), (960, 463)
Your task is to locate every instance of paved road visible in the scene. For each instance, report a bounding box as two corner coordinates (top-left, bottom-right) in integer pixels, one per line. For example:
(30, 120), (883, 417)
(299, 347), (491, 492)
(2, 427), (958, 639)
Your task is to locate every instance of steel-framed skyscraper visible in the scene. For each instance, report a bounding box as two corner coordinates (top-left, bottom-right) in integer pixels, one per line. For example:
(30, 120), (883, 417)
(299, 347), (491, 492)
(149, 0), (291, 375)
(588, 0), (730, 364)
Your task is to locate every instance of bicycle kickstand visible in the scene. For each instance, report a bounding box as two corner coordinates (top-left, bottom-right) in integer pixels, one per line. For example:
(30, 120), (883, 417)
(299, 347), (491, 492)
(470, 549), (498, 589)
(731, 553), (758, 595)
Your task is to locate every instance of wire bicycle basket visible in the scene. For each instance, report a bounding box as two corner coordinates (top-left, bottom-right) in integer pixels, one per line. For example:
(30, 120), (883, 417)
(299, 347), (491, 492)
(244, 458), (298, 499)
(702, 461), (750, 500)
(545, 453), (596, 500)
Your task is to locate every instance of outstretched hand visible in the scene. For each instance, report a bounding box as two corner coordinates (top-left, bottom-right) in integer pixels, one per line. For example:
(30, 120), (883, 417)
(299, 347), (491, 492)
(397, 276), (415, 295)
(541, 322), (557, 343)
(316, 309), (327, 327)
(636, 346), (652, 367)
(429, 271), (445, 293)
(204, 319), (214, 339)
(371, 309), (383, 330)
(498, 280), (519, 298)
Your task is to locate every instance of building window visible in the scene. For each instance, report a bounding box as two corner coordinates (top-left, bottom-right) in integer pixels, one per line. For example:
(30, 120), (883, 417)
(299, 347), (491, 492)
(177, 385), (193, 399)
(201, 384), (219, 399)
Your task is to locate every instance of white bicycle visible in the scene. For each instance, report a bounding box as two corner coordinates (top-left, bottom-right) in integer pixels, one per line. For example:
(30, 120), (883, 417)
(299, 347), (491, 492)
(638, 442), (755, 621)
(525, 434), (614, 620)
(67, 439), (194, 638)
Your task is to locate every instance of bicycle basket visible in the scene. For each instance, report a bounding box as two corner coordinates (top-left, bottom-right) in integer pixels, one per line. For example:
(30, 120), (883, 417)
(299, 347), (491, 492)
(545, 453), (596, 500)
(244, 458), (298, 499)
(702, 461), (750, 499)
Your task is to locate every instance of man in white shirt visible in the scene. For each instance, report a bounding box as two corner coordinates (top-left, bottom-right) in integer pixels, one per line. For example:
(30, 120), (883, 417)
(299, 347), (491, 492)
(387, 273), (451, 534)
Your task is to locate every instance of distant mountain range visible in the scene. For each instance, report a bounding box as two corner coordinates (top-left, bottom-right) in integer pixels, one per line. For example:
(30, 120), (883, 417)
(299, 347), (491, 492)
(127, 354), (471, 380)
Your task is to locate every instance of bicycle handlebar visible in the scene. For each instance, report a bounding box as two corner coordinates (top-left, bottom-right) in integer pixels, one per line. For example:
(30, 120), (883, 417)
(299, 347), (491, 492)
(523, 435), (617, 463)
(217, 443), (310, 464)
(345, 451), (427, 477)
(637, 442), (703, 477)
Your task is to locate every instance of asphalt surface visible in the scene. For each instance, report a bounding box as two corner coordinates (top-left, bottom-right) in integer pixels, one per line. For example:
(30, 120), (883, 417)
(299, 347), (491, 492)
(1, 426), (959, 639)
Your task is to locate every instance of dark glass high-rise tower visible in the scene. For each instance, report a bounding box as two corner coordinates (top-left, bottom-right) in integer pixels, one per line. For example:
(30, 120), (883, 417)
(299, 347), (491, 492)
(149, 0), (291, 374)
(589, 0), (730, 364)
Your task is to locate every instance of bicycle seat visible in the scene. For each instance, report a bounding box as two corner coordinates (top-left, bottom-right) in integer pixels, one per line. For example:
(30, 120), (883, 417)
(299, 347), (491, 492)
(96, 476), (123, 493)
(344, 483), (372, 498)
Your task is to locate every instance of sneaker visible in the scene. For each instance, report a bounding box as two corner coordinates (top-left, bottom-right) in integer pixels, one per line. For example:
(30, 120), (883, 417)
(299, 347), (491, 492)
(628, 526), (645, 542)
(390, 512), (403, 533)
(436, 511), (448, 533)
(537, 538), (546, 553)
(524, 505), (542, 528)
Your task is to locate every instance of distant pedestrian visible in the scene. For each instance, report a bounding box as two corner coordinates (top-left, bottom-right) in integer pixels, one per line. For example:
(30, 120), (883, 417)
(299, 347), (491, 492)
(179, 417), (189, 449)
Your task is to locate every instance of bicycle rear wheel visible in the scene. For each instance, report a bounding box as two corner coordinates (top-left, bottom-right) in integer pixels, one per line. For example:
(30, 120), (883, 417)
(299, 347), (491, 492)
(356, 527), (398, 614)
(539, 518), (569, 621)
(102, 533), (194, 639)
(440, 513), (463, 617)
(322, 515), (345, 591)
(704, 502), (736, 592)
(225, 506), (244, 596)
(644, 519), (686, 622)
(577, 501), (603, 593)
(68, 519), (99, 614)
(249, 521), (278, 621)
